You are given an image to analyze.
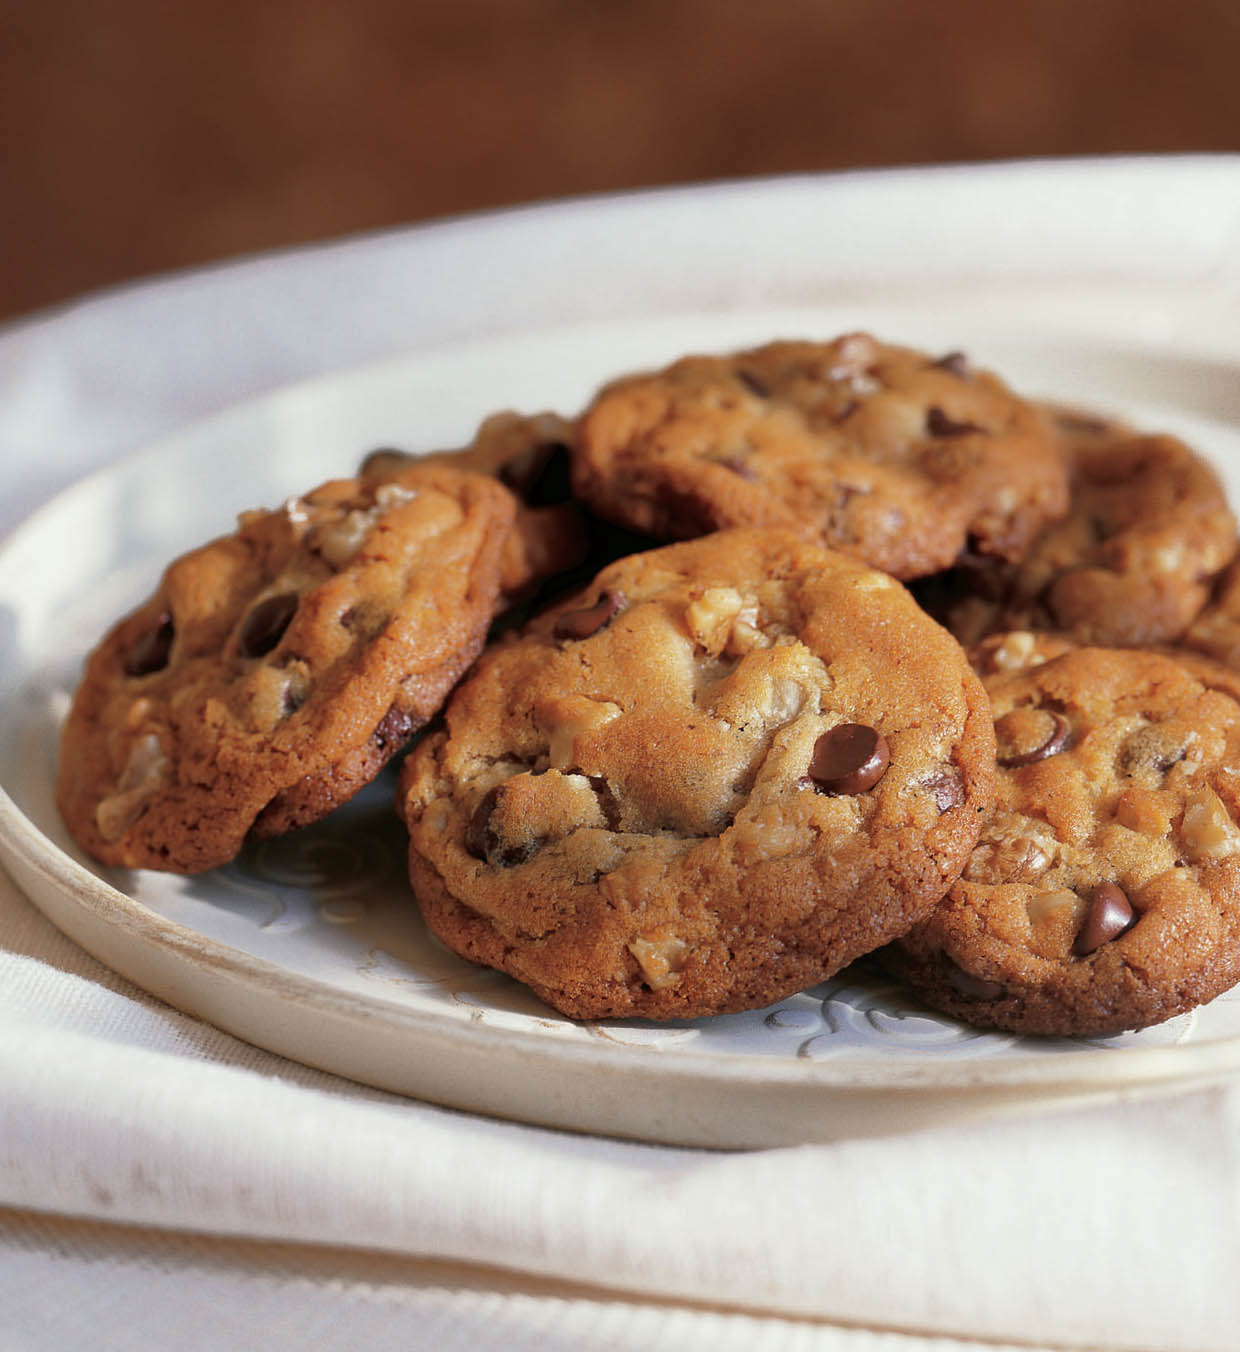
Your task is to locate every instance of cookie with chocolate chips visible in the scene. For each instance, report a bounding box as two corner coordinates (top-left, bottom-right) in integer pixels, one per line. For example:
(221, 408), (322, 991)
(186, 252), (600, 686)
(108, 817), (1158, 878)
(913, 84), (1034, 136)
(917, 422), (1236, 648)
(397, 528), (995, 1020)
(886, 647), (1240, 1035)
(57, 464), (516, 873)
(570, 334), (1069, 579)
(360, 410), (587, 601)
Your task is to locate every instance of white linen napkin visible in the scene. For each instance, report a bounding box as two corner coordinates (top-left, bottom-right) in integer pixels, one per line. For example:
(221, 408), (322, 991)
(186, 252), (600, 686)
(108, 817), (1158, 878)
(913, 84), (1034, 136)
(1, 864), (1237, 1351)
(0, 1214), (1049, 1352)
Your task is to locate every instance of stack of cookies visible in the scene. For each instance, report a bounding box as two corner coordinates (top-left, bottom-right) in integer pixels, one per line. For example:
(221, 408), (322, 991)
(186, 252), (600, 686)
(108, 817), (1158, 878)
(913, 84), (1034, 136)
(57, 333), (1240, 1037)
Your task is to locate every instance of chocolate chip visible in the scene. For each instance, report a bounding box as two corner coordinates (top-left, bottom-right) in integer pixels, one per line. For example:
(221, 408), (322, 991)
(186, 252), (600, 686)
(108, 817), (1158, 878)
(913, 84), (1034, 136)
(736, 368), (770, 398)
(930, 351), (970, 377)
(370, 705), (415, 752)
(995, 708), (1071, 768)
(807, 723), (890, 795)
(943, 956), (1005, 1001)
(1117, 726), (1187, 779)
(464, 787), (499, 859)
(923, 767), (965, 813)
(926, 406), (983, 437)
(123, 610), (175, 677)
(1073, 882), (1136, 956)
(239, 592), (299, 657)
(498, 441), (573, 507)
(465, 785), (538, 867)
(553, 590), (624, 641)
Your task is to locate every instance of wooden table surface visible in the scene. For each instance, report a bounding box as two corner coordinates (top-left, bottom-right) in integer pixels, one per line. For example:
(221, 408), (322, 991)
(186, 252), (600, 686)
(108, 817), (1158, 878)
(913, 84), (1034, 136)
(3, 0), (1238, 323)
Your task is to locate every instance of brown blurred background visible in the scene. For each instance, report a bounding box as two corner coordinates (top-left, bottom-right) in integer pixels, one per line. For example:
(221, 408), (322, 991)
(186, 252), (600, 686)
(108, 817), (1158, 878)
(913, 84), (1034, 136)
(3, 0), (1239, 324)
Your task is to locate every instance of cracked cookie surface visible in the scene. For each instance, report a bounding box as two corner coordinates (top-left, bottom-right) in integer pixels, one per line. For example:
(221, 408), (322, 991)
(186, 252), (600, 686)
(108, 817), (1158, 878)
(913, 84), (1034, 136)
(397, 528), (995, 1020)
(570, 334), (1069, 579)
(886, 647), (1240, 1034)
(57, 464), (515, 873)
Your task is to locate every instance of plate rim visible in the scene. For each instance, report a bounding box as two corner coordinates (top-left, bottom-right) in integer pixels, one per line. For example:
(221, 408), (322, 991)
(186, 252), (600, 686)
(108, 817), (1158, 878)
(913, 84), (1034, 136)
(7, 786), (1240, 1098)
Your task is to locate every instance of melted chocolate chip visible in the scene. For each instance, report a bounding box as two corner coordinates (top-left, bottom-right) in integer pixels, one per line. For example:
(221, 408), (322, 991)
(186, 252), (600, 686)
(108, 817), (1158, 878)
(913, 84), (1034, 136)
(464, 787), (500, 860)
(995, 708), (1071, 768)
(1117, 726), (1187, 779)
(239, 592), (300, 658)
(930, 351), (970, 377)
(465, 785), (538, 867)
(553, 590), (624, 641)
(371, 706), (415, 753)
(1073, 882), (1136, 956)
(498, 441), (573, 507)
(123, 611), (175, 677)
(807, 724), (890, 795)
(736, 368), (770, 398)
(926, 406), (983, 437)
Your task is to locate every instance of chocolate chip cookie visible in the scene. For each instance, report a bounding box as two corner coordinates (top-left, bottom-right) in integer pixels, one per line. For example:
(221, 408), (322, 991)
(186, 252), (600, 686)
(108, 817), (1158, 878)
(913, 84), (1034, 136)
(570, 334), (1069, 579)
(57, 464), (516, 873)
(917, 426), (1236, 648)
(360, 410), (586, 601)
(886, 647), (1240, 1035)
(397, 528), (996, 1020)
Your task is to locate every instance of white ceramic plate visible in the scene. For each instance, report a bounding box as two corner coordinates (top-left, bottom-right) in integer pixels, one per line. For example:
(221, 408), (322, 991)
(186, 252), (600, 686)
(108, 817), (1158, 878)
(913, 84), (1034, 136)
(6, 161), (1240, 1148)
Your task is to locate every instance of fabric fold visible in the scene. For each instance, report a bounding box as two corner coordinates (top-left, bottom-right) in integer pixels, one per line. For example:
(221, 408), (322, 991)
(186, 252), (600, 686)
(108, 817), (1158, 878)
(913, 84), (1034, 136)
(1, 926), (1237, 1350)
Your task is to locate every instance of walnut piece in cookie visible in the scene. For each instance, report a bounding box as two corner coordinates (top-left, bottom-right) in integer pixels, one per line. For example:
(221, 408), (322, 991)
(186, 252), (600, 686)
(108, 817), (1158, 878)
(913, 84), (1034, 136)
(57, 464), (516, 873)
(571, 333), (1069, 579)
(398, 528), (996, 1020)
(886, 647), (1240, 1035)
(968, 629), (1078, 678)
